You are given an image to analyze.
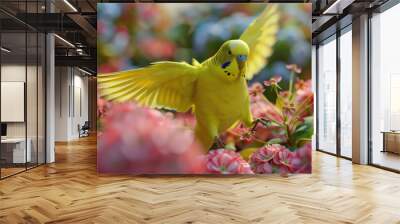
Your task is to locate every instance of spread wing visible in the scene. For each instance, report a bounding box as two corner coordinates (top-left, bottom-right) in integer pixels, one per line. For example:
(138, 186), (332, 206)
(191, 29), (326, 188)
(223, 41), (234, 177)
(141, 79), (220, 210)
(240, 5), (280, 80)
(98, 61), (199, 112)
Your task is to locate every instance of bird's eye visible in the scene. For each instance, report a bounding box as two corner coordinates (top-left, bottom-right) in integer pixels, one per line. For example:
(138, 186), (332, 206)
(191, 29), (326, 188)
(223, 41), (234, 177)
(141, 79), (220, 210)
(228, 50), (232, 55)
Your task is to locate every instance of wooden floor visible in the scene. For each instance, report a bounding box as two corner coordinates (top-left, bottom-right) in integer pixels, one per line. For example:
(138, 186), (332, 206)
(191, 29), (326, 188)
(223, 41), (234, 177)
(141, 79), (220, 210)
(373, 151), (400, 171)
(1, 167), (26, 178)
(1, 136), (400, 224)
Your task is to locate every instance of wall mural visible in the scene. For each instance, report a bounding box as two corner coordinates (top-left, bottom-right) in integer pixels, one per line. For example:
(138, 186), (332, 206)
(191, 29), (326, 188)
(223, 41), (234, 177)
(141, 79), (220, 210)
(97, 3), (313, 175)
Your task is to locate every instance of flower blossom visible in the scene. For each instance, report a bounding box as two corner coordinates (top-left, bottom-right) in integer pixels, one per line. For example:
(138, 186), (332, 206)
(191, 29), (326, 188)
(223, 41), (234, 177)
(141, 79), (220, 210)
(98, 102), (205, 174)
(286, 64), (302, 74)
(249, 144), (294, 175)
(206, 149), (254, 174)
(263, 75), (282, 87)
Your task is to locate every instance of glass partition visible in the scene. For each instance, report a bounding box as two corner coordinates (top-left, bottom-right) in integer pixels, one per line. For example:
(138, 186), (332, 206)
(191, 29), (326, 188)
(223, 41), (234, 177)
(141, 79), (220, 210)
(371, 4), (400, 171)
(38, 32), (45, 165)
(1, 29), (28, 178)
(317, 35), (337, 154)
(0, 1), (46, 179)
(27, 30), (38, 169)
(339, 27), (352, 158)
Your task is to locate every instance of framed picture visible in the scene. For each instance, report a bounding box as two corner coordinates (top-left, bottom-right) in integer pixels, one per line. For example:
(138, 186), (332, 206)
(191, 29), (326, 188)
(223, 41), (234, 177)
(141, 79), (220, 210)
(97, 3), (313, 175)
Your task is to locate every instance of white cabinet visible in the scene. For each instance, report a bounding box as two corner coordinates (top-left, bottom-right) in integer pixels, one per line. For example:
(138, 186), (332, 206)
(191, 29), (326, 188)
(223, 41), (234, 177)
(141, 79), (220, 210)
(1, 138), (32, 163)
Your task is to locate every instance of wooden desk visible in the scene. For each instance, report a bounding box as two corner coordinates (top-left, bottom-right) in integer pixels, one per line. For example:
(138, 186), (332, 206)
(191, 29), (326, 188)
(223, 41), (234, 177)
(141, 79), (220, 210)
(381, 131), (400, 154)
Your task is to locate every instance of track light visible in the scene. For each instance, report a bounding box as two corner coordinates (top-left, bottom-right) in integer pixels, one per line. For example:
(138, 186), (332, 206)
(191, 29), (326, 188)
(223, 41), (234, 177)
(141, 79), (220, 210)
(1, 47), (11, 53)
(322, 0), (354, 15)
(63, 0), (78, 12)
(54, 34), (75, 48)
(323, 0), (340, 14)
(78, 67), (93, 76)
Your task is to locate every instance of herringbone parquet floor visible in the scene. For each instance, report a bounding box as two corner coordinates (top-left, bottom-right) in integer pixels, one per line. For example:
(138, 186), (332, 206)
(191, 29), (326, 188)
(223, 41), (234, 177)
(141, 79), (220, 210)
(1, 135), (400, 224)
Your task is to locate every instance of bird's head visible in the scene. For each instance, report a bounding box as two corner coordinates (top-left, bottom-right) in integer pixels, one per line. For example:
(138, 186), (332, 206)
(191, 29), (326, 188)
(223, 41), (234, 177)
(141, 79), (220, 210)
(228, 39), (249, 67)
(214, 39), (249, 81)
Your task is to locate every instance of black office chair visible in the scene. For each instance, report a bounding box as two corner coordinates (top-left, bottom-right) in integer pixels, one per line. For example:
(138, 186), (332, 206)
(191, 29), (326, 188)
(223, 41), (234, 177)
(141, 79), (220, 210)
(79, 121), (90, 138)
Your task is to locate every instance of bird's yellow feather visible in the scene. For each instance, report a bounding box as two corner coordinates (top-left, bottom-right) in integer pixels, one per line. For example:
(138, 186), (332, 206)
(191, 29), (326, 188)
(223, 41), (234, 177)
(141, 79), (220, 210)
(98, 61), (199, 112)
(240, 5), (280, 80)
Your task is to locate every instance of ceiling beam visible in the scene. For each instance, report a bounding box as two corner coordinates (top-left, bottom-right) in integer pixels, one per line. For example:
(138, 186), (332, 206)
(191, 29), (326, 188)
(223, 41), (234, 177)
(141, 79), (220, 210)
(55, 55), (96, 72)
(67, 13), (96, 45)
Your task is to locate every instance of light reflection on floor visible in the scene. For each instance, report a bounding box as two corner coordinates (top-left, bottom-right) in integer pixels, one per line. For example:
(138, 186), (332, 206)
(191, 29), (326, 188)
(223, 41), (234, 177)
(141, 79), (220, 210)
(372, 151), (400, 171)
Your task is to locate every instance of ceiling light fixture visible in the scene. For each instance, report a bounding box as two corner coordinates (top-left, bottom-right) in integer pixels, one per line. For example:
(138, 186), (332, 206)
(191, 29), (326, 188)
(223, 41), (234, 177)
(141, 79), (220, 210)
(78, 67), (93, 76)
(63, 0), (78, 12)
(54, 34), (75, 48)
(322, 0), (354, 15)
(1, 47), (11, 53)
(322, 0), (342, 14)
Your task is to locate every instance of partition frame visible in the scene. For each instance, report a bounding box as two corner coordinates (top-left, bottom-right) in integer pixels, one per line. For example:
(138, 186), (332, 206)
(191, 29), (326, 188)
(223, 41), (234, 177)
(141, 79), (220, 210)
(0, 0), (47, 180)
(315, 0), (400, 173)
(367, 1), (400, 173)
(315, 22), (353, 161)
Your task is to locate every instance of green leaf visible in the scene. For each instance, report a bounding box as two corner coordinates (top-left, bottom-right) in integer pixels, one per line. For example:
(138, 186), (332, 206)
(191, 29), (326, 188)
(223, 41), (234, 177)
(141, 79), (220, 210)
(224, 143), (236, 151)
(275, 95), (285, 110)
(267, 138), (284, 144)
(291, 116), (314, 147)
(240, 147), (259, 161)
(264, 87), (278, 104)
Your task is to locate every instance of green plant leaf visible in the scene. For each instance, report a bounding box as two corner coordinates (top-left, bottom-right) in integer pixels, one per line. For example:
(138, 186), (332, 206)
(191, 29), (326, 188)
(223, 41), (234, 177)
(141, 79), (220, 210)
(225, 142), (236, 151)
(267, 138), (284, 144)
(240, 147), (259, 161)
(291, 116), (314, 147)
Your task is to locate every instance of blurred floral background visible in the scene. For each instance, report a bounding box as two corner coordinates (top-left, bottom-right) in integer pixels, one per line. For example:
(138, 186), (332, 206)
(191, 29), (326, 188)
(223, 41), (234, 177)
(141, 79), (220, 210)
(97, 3), (313, 175)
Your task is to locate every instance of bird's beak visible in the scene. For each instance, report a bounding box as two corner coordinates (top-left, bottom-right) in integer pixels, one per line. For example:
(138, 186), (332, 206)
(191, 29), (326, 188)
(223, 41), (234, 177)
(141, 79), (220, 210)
(237, 55), (247, 73)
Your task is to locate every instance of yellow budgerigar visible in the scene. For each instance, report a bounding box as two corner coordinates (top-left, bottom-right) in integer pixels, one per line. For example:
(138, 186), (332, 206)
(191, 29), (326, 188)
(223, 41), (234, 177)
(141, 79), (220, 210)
(98, 5), (280, 150)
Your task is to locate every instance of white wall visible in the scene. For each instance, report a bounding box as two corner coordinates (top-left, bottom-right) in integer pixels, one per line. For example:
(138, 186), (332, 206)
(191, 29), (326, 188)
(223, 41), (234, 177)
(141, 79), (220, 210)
(1, 65), (26, 134)
(72, 73), (89, 138)
(1, 63), (46, 164)
(54, 67), (89, 141)
(55, 67), (69, 141)
(1, 65), (35, 138)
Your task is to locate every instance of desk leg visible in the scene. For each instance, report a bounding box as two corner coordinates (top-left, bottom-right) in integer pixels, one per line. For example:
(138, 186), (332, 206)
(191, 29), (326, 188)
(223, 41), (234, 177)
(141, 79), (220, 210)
(382, 133), (386, 153)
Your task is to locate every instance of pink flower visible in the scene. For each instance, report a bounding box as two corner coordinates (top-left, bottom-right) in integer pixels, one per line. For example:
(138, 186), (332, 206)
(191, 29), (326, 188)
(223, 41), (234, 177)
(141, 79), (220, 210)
(138, 4), (160, 20)
(138, 38), (176, 59)
(99, 64), (120, 73)
(249, 100), (285, 142)
(98, 102), (205, 174)
(206, 149), (254, 174)
(174, 112), (197, 129)
(97, 98), (113, 118)
(277, 148), (294, 168)
(239, 130), (256, 144)
(222, 123), (253, 147)
(291, 143), (312, 173)
(228, 123), (256, 144)
(295, 80), (314, 118)
(249, 144), (294, 174)
(252, 162), (273, 174)
(263, 75), (282, 87)
(286, 64), (302, 74)
(248, 82), (265, 101)
(282, 102), (296, 118)
(251, 100), (284, 124)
